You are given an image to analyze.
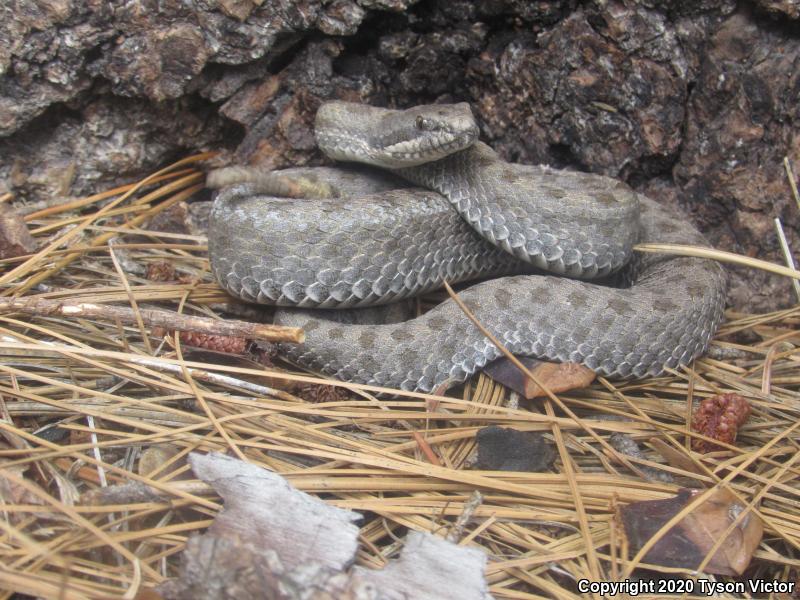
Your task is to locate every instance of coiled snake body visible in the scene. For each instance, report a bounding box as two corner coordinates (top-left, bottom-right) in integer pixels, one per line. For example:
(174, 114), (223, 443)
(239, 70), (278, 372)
(209, 102), (726, 392)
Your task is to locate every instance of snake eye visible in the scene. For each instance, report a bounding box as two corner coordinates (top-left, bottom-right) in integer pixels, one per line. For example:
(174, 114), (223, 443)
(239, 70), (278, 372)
(415, 116), (434, 131)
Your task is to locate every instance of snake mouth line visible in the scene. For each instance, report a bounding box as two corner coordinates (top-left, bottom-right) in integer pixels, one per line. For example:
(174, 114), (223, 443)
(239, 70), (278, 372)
(381, 129), (478, 164)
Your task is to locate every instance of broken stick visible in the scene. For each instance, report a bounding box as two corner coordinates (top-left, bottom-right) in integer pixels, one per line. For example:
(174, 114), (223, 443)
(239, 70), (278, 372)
(0, 297), (304, 344)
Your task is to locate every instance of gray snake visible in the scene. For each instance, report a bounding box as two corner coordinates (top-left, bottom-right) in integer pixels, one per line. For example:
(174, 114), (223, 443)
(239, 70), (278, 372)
(208, 102), (726, 392)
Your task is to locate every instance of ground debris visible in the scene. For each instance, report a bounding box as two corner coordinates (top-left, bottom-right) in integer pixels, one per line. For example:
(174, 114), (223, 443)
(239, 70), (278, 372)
(0, 205), (36, 259)
(157, 452), (492, 600)
(482, 357), (596, 398)
(474, 426), (555, 472)
(608, 433), (675, 484)
(691, 393), (751, 453)
(0, 159), (797, 598)
(0, 296), (302, 344)
(619, 487), (762, 576)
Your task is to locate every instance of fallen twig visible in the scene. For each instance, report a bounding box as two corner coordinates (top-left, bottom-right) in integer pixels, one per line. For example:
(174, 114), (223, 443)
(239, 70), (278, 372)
(0, 296), (304, 344)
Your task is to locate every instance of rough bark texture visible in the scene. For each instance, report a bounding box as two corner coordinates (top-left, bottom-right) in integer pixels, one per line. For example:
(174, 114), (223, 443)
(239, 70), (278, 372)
(2, 0), (799, 311)
(157, 453), (492, 600)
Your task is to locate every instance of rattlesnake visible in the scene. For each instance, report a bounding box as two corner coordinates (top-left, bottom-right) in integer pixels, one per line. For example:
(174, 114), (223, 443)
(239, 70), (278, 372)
(208, 102), (726, 392)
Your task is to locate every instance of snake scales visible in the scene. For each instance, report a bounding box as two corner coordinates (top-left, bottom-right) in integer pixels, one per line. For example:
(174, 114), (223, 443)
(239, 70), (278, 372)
(208, 102), (727, 392)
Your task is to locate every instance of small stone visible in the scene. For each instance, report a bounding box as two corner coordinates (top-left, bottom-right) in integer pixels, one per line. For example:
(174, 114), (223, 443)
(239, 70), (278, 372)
(474, 426), (556, 472)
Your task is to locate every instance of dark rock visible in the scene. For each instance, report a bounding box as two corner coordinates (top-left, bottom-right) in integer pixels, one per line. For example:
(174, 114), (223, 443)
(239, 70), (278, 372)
(753, 0), (800, 18)
(357, 0), (421, 11)
(474, 426), (555, 472)
(394, 25), (488, 99)
(94, 22), (212, 100)
(674, 12), (800, 311)
(466, 3), (728, 175)
(223, 40), (367, 169)
(0, 94), (222, 199)
(318, 0), (367, 36)
(636, 0), (737, 15)
(0, 1), (113, 136)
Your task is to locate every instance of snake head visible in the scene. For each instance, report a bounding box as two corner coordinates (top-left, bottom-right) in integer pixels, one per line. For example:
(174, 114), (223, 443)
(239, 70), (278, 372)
(316, 102), (479, 168)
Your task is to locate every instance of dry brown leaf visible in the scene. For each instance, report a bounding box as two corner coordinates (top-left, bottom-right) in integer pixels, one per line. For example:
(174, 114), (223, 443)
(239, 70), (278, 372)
(138, 444), (183, 478)
(681, 488), (762, 575)
(619, 487), (763, 575)
(482, 357), (595, 399)
(0, 204), (36, 258)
